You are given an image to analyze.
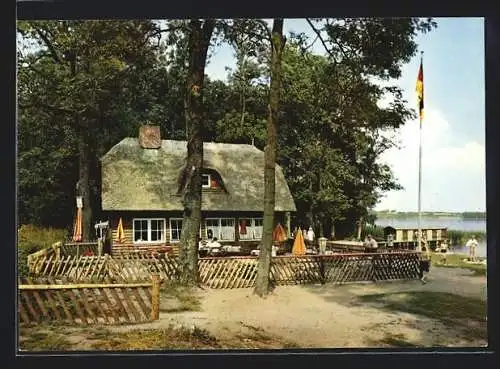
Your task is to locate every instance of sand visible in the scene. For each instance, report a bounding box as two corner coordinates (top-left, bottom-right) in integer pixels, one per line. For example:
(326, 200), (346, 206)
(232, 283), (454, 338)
(108, 267), (487, 348)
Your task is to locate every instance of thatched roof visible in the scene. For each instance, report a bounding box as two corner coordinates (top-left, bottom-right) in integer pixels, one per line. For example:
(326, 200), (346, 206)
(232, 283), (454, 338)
(101, 138), (296, 212)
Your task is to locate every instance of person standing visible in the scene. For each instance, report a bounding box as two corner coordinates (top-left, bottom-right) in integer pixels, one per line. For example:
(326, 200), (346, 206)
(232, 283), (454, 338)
(363, 234), (378, 253)
(438, 240), (448, 264)
(306, 226), (315, 250)
(466, 235), (478, 262)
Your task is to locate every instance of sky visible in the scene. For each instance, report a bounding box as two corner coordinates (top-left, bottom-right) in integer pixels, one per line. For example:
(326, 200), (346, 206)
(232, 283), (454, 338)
(204, 18), (486, 213)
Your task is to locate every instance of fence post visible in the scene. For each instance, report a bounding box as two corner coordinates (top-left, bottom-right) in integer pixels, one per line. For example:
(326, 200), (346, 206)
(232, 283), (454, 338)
(319, 255), (325, 284)
(98, 239), (103, 257)
(151, 274), (160, 321)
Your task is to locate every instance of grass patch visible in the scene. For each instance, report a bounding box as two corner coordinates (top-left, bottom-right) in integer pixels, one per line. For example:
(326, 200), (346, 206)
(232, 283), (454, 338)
(20, 323), (299, 351)
(359, 291), (487, 341)
(160, 282), (202, 312)
(17, 225), (68, 277)
(89, 325), (220, 350)
(19, 329), (72, 351)
(430, 253), (486, 276)
(375, 333), (417, 348)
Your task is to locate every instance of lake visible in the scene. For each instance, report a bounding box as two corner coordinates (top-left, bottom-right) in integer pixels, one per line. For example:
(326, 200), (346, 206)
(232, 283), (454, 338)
(375, 216), (487, 258)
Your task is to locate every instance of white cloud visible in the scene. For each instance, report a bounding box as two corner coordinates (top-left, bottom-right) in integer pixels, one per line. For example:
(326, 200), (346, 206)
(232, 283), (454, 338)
(377, 108), (485, 212)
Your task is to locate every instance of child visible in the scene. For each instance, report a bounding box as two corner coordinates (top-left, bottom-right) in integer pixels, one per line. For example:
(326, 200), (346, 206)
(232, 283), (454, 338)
(419, 253), (430, 284)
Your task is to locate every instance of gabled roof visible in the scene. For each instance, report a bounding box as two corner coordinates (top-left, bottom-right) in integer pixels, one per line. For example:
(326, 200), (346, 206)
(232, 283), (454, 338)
(100, 138), (297, 212)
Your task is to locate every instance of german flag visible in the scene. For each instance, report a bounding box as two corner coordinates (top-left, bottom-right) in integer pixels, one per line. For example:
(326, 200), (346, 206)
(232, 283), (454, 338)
(416, 57), (424, 120)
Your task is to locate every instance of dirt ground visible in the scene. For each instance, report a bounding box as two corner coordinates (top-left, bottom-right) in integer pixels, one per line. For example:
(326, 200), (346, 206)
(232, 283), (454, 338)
(105, 267), (487, 348)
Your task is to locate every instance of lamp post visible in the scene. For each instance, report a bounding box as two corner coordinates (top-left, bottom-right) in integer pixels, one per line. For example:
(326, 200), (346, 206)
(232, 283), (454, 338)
(318, 237), (327, 255)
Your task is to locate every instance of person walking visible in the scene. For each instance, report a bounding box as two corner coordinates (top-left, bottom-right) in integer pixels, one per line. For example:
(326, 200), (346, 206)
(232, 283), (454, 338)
(466, 235), (478, 262)
(418, 252), (430, 284)
(363, 234), (379, 282)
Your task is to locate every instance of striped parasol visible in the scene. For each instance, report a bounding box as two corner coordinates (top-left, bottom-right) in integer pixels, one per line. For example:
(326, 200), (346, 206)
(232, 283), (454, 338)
(272, 223), (287, 243)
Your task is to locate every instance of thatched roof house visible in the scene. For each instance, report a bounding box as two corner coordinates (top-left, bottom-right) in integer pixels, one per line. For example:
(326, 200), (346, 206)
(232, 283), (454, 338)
(100, 126), (296, 250)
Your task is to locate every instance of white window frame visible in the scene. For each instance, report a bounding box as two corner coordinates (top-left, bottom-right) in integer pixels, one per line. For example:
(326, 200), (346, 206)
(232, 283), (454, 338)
(132, 218), (166, 244)
(252, 218), (263, 240)
(238, 218), (263, 240)
(169, 218), (202, 243)
(205, 217), (235, 241)
(202, 174), (211, 188)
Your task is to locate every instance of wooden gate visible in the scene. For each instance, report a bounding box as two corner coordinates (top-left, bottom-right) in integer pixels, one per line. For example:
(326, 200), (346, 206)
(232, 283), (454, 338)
(18, 276), (161, 325)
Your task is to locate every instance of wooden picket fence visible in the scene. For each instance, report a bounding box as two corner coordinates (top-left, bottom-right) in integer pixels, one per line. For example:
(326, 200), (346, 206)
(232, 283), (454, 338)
(60, 242), (100, 257)
(18, 276), (162, 325)
(28, 253), (179, 282)
(28, 252), (421, 288)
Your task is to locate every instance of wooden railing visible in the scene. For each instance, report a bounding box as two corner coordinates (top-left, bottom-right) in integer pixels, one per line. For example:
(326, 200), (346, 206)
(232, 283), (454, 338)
(28, 252), (422, 288)
(18, 275), (162, 325)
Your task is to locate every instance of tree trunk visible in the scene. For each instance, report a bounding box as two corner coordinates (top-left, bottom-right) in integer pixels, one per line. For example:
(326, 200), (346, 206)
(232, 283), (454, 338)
(76, 116), (93, 242)
(357, 216), (363, 240)
(179, 19), (215, 286)
(254, 19), (285, 297)
(70, 50), (93, 242)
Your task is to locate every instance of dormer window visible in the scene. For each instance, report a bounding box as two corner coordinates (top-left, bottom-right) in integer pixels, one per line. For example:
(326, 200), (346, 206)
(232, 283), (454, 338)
(202, 174), (211, 188)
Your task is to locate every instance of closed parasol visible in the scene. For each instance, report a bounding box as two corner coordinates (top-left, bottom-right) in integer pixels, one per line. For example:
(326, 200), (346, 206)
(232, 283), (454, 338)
(292, 227), (306, 256)
(115, 217), (125, 243)
(72, 208), (83, 242)
(272, 223), (287, 243)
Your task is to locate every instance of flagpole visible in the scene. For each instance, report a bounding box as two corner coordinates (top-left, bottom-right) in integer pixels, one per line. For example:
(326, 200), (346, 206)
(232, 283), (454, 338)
(417, 51), (423, 253)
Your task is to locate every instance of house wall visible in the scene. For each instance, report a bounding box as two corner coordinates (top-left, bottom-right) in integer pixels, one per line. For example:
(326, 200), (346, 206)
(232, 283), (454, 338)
(106, 211), (289, 250)
(394, 228), (447, 242)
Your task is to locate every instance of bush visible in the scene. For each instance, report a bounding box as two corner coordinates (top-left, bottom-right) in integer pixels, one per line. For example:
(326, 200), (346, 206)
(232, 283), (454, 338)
(447, 229), (486, 246)
(361, 225), (385, 240)
(17, 225), (67, 277)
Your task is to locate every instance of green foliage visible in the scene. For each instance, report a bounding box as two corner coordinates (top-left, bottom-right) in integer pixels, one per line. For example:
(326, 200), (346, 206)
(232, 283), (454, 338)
(17, 20), (174, 229)
(17, 225), (67, 277)
(447, 229), (486, 246)
(361, 224), (385, 240)
(461, 212), (486, 220)
(17, 18), (437, 242)
(17, 224), (68, 252)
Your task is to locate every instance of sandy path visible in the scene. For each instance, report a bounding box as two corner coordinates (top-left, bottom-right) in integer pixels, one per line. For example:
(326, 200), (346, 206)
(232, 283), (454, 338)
(108, 267), (487, 348)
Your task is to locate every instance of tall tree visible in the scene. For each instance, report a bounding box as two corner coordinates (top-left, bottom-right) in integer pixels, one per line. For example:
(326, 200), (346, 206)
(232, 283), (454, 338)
(178, 19), (215, 285)
(254, 19), (286, 297)
(17, 20), (167, 236)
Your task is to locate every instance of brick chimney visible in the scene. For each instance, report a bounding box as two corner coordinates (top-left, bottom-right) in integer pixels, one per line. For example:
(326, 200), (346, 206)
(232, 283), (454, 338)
(139, 125), (161, 149)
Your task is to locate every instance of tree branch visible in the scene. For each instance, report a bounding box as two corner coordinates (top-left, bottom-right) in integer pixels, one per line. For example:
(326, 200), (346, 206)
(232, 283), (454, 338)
(305, 18), (337, 62)
(254, 19), (273, 41)
(304, 34), (320, 51)
(35, 28), (62, 64)
(201, 19), (216, 47)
